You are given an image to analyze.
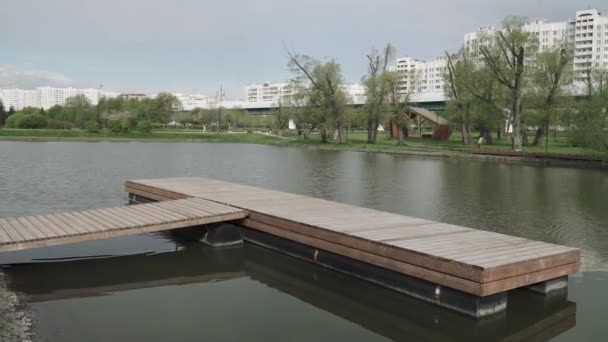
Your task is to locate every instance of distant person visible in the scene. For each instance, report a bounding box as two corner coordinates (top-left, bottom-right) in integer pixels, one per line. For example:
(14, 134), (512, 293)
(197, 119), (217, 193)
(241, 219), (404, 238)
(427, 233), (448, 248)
(477, 136), (485, 149)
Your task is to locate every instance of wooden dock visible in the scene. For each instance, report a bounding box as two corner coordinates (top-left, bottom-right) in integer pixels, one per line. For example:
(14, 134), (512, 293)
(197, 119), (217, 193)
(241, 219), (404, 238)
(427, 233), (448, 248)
(125, 177), (580, 316)
(0, 176), (580, 317)
(0, 197), (246, 252)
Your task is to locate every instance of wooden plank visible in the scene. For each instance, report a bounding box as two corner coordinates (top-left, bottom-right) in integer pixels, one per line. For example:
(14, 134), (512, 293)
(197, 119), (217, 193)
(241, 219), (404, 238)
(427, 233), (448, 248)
(52, 213), (90, 235)
(124, 205), (179, 223)
(78, 210), (121, 230)
(132, 203), (192, 222)
(6, 218), (38, 241)
(16, 217), (49, 239)
(111, 207), (161, 227)
(33, 215), (71, 237)
(0, 219), (16, 243)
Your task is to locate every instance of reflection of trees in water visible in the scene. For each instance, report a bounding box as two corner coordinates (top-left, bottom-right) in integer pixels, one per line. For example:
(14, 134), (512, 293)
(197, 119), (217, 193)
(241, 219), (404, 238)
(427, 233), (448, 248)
(5, 242), (576, 342)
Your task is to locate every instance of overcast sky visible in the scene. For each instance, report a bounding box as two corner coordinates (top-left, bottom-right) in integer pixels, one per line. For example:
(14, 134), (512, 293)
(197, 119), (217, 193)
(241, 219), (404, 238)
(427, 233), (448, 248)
(1, 0), (606, 98)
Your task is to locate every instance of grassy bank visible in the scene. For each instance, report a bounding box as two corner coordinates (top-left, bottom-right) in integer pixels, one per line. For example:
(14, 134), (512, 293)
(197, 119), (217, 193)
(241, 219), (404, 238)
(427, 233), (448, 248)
(0, 128), (604, 160)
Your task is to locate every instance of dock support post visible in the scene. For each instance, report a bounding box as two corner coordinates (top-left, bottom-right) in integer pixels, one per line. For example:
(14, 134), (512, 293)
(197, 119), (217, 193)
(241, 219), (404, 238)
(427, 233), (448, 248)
(526, 276), (568, 295)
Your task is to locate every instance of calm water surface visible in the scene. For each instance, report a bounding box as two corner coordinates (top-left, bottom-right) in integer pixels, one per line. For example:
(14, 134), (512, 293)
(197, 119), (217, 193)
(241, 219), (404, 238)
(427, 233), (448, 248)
(0, 141), (607, 341)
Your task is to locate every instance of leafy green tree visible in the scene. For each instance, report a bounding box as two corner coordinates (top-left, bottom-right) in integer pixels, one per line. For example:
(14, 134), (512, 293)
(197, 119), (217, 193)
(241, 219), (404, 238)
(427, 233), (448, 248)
(528, 47), (571, 148)
(63, 95), (93, 128)
(8, 106), (16, 117)
(363, 43), (395, 144)
(445, 51), (475, 144)
(480, 16), (536, 151)
(152, 93), (180, 126)
(84, 120), (100, 132)
(137, 120), (152, 134)
(47, 105), (64, 120)
(288, 50), (348, 143)
(0, 100), (6, 127)
(386, 64), (416, 144)
(285, 81), (314, 139)
(272, 100), (290, 137)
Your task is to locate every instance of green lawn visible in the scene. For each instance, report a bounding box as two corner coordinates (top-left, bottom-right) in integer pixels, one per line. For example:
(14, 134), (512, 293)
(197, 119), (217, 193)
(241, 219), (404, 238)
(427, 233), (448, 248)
(0, 128), (603, 158)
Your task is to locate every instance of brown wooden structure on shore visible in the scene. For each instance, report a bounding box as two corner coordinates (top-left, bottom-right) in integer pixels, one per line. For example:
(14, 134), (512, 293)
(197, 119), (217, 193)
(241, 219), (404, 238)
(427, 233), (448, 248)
(0, 177), (580, 317)
(389, 107), (452, 141)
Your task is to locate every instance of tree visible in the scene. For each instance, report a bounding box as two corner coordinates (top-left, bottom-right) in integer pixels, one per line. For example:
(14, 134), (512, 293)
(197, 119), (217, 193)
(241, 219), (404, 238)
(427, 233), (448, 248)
(445, 51), (475, 144)
(529, 47), (571, 149)
(272, 100), (290, 137)
(63, 95), (93, 128)
(386, 68), (415, 145)
(567, 91), (608, 155)
(480, 17), (535, 151)
(152, 93), (180, 127)
(285, 81), (314, 139)
(8, 106), (16, 117)
(363, 43), (395, 144)
(287, 50), (348, 143)
(0, 100), (6, 127)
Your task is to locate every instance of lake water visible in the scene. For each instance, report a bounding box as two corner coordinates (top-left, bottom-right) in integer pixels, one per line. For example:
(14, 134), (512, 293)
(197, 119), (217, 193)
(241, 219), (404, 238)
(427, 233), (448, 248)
(0, 141), (606, 341)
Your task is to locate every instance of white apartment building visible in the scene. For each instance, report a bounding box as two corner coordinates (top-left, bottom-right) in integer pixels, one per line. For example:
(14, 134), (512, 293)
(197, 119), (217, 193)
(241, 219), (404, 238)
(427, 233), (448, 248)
(173, 93), (209, 110)
(390, 56), (448, 98)
(571, 9), (608, 79)
(244, 81), (367, 105)
(244, 82), (294, 103)
(0, 87), (117, 110)
(464, 9), (608, 82)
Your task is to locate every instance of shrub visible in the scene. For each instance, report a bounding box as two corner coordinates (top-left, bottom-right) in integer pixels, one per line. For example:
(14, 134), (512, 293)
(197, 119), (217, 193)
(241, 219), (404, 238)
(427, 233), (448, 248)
(15, 114), (47, 129)
(5, 113), (25, 128)
(47, 119), (73, 130)
(84, 120), (100, 132)
(107, 120), (125, 132)
(137, 120), (152, 134)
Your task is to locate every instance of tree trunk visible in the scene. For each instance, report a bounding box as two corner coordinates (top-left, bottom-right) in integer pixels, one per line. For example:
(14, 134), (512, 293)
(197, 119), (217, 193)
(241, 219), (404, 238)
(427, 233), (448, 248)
(462, 122), (472, 145)
(482, 128), (493, 145)
(532, 126), (544, 146)
(320, 126), (328, 143)
(511, 89), (524, 152)
(367, 119), (374, 144)
(371, 121), (379, 144)
(397, 125), (404, 145)
(333, 127), (343, 143)
(496, 121), (502, 141)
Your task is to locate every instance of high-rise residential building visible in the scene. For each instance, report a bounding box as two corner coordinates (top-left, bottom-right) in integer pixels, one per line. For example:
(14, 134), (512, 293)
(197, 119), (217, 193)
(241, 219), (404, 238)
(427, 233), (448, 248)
(464, 9), (608, 82)
(571, 9), (608, 79)
(0, 87), (116, 110)
(244, 82), (294, 103)
(243, 81), (367, 105)
(389, 56), (448, 98)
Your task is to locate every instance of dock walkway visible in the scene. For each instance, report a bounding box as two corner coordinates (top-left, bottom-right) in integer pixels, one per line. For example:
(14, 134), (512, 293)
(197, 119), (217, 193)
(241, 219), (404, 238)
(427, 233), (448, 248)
(125, 178), (579, 301)
(0, 177), (580, 317)
(0, 197), (246, 252)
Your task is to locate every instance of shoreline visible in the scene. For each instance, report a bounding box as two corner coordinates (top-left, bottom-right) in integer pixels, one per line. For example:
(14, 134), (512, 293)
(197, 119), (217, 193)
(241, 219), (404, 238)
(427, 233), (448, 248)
(0, 273), (35, 342)
(1, 134), (605, 169)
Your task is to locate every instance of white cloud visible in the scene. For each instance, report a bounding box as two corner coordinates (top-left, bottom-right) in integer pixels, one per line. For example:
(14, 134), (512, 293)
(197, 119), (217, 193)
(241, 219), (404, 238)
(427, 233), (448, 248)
(0, 65), (74, 89)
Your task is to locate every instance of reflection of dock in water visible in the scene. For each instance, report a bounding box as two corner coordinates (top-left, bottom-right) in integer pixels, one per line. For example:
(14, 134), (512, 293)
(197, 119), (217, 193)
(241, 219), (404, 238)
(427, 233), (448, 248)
(3, 245), (245, 303)
(3, 244), (576, 341)
(244, 245), (577, 342)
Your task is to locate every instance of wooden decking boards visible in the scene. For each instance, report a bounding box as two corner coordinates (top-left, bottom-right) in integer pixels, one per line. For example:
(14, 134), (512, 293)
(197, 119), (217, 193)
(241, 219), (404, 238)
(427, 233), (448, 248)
(0, 176), (580, 308)
(0, 197), (247, 253)
(125, 177), (580, 297)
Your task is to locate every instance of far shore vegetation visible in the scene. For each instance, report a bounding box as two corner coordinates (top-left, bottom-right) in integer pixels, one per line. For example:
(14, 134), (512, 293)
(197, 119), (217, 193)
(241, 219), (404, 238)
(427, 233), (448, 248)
(0, 17), (606, 158)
